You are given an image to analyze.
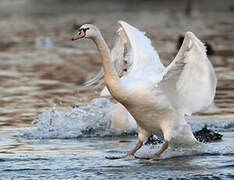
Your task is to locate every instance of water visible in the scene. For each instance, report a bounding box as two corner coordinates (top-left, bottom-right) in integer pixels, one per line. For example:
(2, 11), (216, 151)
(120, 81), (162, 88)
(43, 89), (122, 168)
(1, 132), (234, 179)
(1, 98), (234, 180)
(0, 0), (234, 179)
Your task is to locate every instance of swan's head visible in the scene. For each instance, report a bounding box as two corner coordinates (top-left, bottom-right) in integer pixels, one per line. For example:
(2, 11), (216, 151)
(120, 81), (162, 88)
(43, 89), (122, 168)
(72, 24), (100, 40)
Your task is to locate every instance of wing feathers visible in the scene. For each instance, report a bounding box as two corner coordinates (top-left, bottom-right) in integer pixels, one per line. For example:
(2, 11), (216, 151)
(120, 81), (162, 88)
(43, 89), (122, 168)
(159, 32), (217, 115)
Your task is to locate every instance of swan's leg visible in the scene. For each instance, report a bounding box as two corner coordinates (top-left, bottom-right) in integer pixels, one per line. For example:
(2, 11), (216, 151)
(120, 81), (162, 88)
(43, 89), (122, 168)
(105, 126), (150, 160)
(135, 124), (171, 160)
(105, 140), (143, 160)
(135, 140), (169, 160)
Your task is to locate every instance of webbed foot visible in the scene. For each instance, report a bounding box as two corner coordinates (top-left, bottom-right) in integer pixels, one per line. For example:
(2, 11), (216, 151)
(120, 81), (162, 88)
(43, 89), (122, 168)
(134, 154), (158, 160)
(105, 154), (129, 160)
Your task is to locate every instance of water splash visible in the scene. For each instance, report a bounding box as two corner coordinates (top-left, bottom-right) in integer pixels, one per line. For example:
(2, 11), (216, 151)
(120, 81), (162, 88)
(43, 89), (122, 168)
(19, 97), (234, 140)
(134, 141), (234, 160)
(19, 98), (133, 139)
(189, 119), (234, 132)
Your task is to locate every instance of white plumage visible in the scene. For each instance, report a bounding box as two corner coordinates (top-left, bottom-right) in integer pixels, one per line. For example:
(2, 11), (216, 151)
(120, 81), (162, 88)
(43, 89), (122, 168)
(73, 21), (217, 159)
(158, 31), (216, 116)
(117, 21), (216, 146)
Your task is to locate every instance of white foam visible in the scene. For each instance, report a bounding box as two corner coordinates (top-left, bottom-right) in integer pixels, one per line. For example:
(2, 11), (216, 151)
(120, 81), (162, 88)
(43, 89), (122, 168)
(19, 97), (234, 140)
(135, 142), (234, 160)
(19, 98), (121, 139)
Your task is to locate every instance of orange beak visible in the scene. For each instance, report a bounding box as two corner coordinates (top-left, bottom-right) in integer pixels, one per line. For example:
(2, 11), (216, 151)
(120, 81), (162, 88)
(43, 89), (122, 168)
(72, 29), (85, 41)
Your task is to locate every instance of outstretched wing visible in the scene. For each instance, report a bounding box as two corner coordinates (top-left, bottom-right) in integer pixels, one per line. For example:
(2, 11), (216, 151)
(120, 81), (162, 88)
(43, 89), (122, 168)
(159, 32), (217, 115)
(118, 21), (164, 75)
(83, 21), (165, 89)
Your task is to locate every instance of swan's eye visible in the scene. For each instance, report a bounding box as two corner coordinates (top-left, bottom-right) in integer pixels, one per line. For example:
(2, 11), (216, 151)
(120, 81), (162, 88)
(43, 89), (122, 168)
(84, 27), (90, 32)
(81, 28), (90, 34)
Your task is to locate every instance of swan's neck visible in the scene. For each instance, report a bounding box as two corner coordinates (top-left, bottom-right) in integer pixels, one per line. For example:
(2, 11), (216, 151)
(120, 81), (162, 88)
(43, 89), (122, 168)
(92, 33), (125, 101)
(93, 34), (118, 79)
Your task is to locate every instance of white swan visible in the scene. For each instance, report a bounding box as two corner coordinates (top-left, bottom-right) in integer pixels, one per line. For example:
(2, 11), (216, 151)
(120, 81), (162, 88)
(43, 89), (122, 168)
(83, 23), (161, 132)
(72, 21), (217, 159)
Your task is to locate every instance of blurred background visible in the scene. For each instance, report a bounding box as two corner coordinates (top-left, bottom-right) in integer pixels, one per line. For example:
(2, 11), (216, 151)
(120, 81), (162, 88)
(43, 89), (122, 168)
(0, 0), (234, 125)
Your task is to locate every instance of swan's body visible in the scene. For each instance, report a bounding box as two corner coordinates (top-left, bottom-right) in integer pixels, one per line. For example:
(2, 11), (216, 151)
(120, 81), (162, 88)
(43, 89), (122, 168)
(99, 87), (137, 131)
(110, 103), (136, 131)
(72, 21), (217, 159)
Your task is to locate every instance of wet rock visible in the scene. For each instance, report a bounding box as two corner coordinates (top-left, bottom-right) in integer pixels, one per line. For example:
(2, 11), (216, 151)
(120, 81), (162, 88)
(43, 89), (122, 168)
(144, 125), (223, 145)
(193, 125), (223, 143)
(144, 134), (163, 145)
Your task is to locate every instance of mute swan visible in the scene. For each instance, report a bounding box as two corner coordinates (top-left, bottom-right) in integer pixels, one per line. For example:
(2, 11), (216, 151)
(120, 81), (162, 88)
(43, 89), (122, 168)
(72, 21), (217, 159)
